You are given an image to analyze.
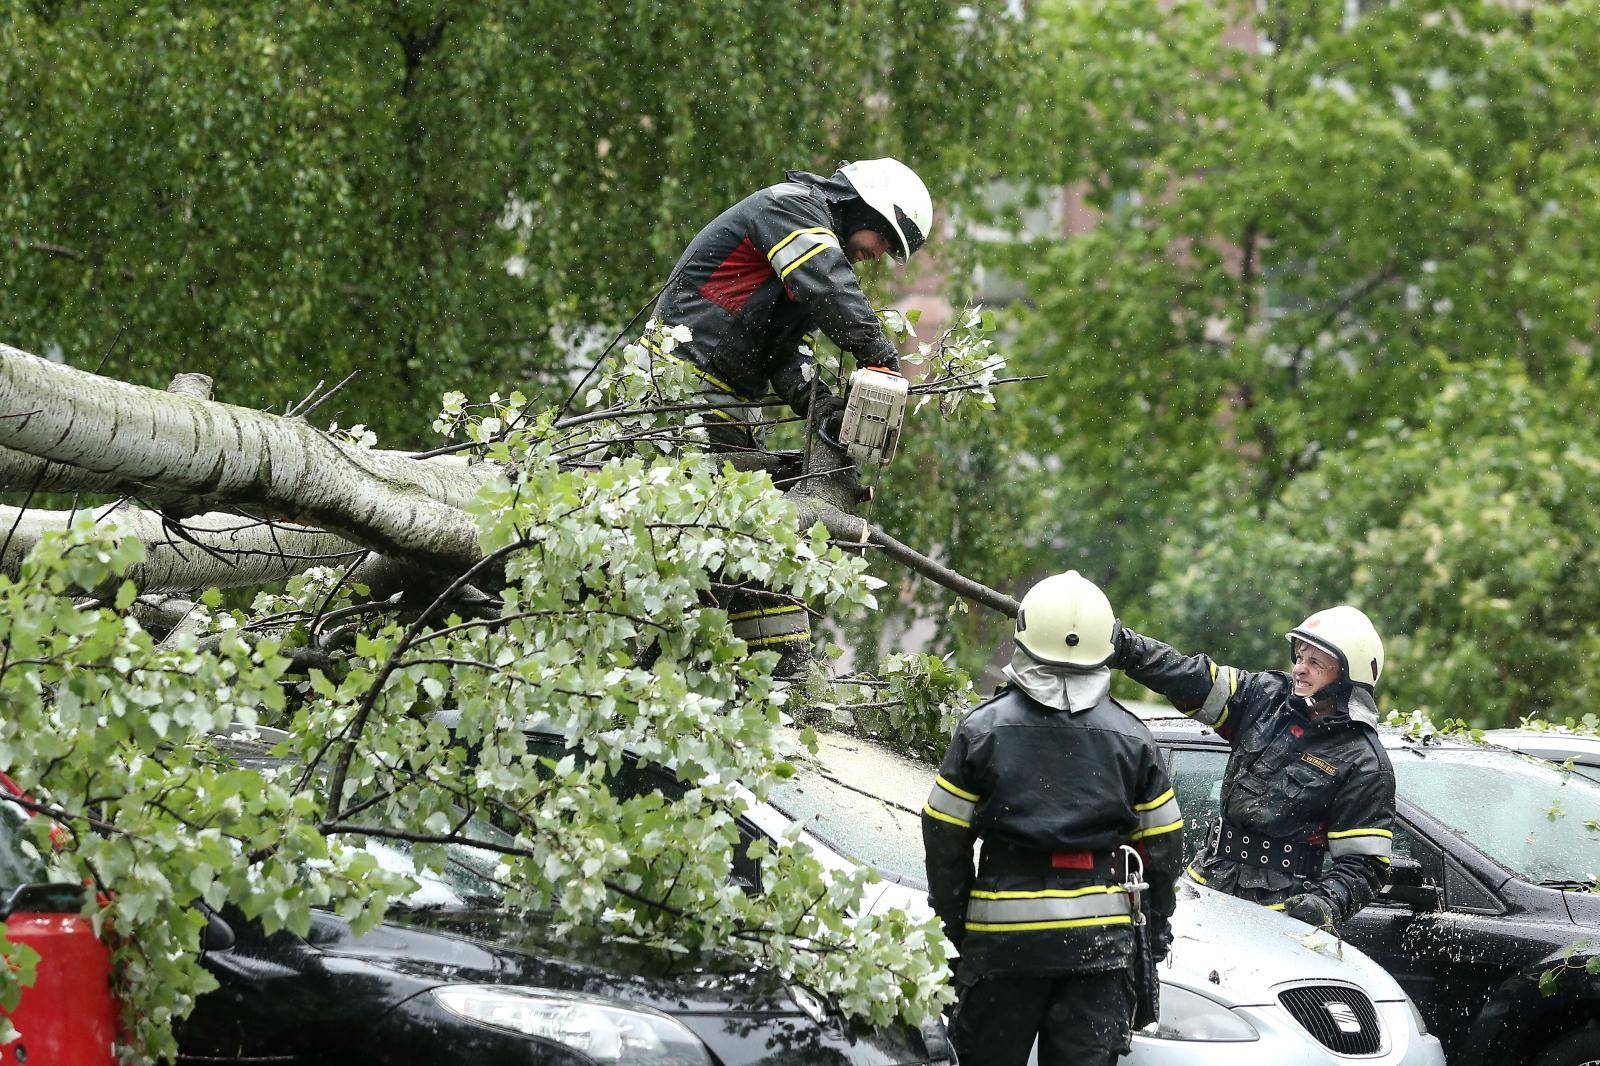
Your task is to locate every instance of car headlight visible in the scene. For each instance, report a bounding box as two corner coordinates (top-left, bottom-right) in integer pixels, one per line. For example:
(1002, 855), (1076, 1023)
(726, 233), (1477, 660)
(1142, 985), (1260, 1042)
(432, 985), (712, 1065)
(1404, 994), (1430, 1036)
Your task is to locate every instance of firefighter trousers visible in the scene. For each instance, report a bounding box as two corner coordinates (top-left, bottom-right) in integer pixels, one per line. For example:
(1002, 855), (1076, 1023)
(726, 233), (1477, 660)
(948, 969), (1134, 1066)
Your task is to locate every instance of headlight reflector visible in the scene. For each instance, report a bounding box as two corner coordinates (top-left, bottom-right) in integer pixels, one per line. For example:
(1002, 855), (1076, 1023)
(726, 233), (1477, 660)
(1142, 984), (1260, 1042)
(432, 985), (712, 1065)
(1404, 993), (1430, 1036)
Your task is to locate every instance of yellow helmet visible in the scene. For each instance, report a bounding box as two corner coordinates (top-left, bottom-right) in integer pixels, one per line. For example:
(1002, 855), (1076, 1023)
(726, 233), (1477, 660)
(1015, 571), (1117, 671)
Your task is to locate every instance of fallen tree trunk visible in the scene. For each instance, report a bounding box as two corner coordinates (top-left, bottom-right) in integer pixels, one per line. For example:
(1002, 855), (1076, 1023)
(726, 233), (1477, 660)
(0, 344), (495, 573)
(0, 504), (412, 592)
(1, 342), (1017, 617)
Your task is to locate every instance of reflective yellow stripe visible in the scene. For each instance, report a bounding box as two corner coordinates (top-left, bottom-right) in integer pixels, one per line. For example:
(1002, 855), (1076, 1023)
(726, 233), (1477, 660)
(1326, 828), (1393, 839)
(1215, 705), (1230, 731)
(1130, 819), (1184, 841)
(1134, 788), (1175, 813)
(1185, 864), (1208, 884)
(745, 632), (810, 649)
(779, 242), (830, 280)
(936, 776), (980, 803)
(969, 886), (1125, 901)
(967, 916), (1134, 932)
(922, 804), (971, 829)
(1266, 902), (1286, 911)
(728, 605), (805, 622)
(767, 227), (833, 260)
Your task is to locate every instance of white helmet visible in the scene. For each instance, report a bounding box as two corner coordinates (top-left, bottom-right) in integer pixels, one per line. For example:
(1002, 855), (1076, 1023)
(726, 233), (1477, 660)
(1015, 571), (1117, 671)
(1286, 606), (1385, 689)
(839, 158), (932, 260)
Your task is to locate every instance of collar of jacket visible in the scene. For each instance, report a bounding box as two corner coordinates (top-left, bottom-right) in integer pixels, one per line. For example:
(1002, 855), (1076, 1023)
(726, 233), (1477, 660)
(784, 169), (859, 234)
(1002, 649), (1110, 713)
(1296, 680), (1380, 730)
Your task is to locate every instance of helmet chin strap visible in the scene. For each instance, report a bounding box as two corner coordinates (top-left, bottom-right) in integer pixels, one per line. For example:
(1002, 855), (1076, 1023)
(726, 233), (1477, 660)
(1293, 677), (1353, 716)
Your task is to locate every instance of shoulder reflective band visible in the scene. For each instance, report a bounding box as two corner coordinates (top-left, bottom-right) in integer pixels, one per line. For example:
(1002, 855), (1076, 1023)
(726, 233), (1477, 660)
(965, 885), (1132, 932)
(923, 775), (978, 828)
(768, 228), (840, 280)
(1196, 662), (1238, 730)
(1327, 827), (1393, 860)
(1131, 787), (1183, 840)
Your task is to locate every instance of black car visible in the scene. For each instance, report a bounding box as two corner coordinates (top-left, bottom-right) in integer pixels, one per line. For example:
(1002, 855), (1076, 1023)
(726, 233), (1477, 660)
(0, 774), (954, 1064)
(1140, 703), (1600, 1066)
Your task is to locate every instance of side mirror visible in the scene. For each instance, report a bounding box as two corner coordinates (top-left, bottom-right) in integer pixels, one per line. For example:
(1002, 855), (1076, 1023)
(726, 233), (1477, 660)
(200, 906), (236, 952)
(1380, 857), (1440, 912)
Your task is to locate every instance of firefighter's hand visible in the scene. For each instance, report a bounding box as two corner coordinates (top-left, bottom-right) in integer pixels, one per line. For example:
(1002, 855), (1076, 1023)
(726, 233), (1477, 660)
(810, 394), (846, 442)
(1282, 893), (1337, 931)
(864, 351), (901, 374)
(1151, 918), (1173, 963)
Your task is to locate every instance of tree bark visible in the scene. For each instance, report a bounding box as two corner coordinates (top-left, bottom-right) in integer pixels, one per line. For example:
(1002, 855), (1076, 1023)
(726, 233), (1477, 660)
(0, 343), (496, 572)
(0, 504), (411, 593)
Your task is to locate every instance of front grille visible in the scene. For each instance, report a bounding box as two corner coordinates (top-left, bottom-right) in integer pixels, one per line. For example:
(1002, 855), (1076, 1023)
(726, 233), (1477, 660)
(1278, 984), (1383, 1056)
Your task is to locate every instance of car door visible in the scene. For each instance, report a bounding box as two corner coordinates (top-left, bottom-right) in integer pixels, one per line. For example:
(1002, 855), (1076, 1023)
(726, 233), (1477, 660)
(1338, 820), (1452, 1030)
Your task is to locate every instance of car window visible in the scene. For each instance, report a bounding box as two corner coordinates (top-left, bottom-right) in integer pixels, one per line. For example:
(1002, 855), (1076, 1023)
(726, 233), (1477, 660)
(1393, 746), (1600, 884)
(0, 798), (50, 896)
(767, 769), (927, 888)
(1168, 748), (1226, 860)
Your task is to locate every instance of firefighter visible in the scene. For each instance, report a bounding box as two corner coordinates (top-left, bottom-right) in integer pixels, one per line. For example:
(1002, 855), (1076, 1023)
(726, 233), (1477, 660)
(923, 572), (1183, 1066)
(1110, 606), (1397, 931)
(647, 158), (931, 451)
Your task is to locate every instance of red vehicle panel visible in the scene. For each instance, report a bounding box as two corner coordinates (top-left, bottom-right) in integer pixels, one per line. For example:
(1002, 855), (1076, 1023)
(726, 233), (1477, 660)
(1, 775), (118, 1066)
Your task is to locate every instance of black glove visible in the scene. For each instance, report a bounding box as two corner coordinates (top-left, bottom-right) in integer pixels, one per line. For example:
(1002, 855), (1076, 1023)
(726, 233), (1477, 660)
(1109, 622), (1131, 669)
(1282, 893), (1337, 931)
(1150, 917), (1173, 963)
(865, 351), (901, 374)
(809, 393), (847, 442)
(941, 920), (965, 957)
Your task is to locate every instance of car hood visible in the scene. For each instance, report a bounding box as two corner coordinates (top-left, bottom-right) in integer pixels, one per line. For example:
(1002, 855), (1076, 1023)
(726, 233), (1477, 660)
(866, 877), (1407, 1009)
(311, 906), (811, 1017)
(1160, 881), (1406, 1007)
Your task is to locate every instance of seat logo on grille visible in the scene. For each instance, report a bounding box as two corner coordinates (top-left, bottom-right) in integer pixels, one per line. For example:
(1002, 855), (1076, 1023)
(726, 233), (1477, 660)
(1325, 1001), (1362, 1034)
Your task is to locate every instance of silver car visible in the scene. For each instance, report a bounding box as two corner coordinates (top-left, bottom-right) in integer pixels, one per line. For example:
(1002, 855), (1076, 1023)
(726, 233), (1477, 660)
(1483, 726), (1600, 783)
(757, 730), (1445, 1066)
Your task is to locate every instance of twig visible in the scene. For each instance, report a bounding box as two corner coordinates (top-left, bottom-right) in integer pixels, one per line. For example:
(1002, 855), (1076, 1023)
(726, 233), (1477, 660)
(295, 370), (361, 421)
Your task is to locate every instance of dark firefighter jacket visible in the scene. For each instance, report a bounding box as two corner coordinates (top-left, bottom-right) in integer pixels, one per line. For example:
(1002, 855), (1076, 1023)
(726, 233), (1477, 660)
(650, 170), (900, 419)
(1113, 628), (1397, 925)
(922, 685), (1183, 981)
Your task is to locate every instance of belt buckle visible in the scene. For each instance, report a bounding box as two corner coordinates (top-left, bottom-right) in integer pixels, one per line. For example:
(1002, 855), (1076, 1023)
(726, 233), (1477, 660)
(1207, 818), (1223, 854)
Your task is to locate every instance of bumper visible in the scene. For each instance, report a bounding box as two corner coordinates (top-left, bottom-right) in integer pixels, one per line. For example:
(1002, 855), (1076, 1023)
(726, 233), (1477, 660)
(1124, 1000), (1445, 1066)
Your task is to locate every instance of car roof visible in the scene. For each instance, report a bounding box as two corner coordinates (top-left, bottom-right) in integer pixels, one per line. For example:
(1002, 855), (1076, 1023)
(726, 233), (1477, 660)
(1133, 702), (1499, 755)
(1483, 728), (1600, 765)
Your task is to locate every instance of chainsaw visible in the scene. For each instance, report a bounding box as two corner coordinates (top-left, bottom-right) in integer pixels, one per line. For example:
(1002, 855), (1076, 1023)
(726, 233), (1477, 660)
(834, 366), (909, 467)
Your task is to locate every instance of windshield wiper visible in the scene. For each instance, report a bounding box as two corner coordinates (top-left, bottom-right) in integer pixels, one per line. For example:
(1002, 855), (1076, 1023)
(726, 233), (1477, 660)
(1536, 879), (1598, 891)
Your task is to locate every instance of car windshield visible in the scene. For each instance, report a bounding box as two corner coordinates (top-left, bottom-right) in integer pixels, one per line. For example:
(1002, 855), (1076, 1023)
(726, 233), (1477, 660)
(1394, 746), (1600, 884)
(334, 811), (512, 911)
(769, 735), (930, 889)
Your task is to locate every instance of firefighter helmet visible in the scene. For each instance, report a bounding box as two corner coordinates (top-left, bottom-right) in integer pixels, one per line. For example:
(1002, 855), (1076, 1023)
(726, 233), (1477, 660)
(1015, 571), (1117, 671)
(1286, 606), (1384, 689)
(838, 158), (932, 260)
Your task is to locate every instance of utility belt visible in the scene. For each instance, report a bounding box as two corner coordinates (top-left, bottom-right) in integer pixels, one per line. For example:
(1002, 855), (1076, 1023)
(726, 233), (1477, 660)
(1208, 819), (1324, 878)
(979, 839), (1132, 882)
(967, 840), (1136, 934)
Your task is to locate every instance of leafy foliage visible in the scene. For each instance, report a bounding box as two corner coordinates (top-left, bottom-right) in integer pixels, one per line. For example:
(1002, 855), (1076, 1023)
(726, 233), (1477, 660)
(0, 367), (966, 1058)
(0, 0), (1019, 445)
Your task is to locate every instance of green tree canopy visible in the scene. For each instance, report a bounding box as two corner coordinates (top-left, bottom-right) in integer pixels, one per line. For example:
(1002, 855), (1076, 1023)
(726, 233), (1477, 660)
(2, 0), (1014, 443)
